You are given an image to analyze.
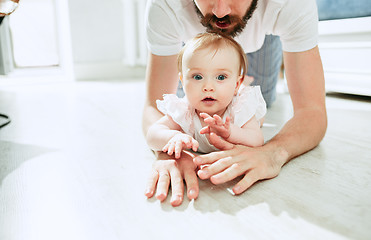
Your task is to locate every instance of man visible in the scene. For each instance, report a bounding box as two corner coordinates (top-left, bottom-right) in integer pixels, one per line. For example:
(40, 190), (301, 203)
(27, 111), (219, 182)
(143, 0), (327, 207)
(0, 0), (19, 18)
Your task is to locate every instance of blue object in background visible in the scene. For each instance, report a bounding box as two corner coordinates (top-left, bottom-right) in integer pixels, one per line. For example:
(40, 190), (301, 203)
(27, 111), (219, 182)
(317, 0), (371, 20)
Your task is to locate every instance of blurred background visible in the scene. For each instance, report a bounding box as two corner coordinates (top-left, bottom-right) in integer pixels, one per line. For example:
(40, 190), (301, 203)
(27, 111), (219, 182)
(0, 0), (147, 83)
(0, 0), (370, 95)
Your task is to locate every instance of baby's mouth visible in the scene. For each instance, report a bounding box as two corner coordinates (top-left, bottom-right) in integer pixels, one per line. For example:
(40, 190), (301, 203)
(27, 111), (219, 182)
(202, 97), (216, 102)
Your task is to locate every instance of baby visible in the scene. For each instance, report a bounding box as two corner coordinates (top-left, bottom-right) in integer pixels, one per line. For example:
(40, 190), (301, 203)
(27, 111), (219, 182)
(147, 32), (266, 158)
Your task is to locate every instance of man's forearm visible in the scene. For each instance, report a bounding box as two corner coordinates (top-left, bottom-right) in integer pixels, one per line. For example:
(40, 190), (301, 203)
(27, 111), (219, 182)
(263, 107), (327, 167)
(142, 104), (164, 136)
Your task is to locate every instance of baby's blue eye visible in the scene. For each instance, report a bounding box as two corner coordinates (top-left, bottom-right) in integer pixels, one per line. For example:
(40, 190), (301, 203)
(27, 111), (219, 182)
(217, 75), (226, 80)
(193, 74), (203, 80)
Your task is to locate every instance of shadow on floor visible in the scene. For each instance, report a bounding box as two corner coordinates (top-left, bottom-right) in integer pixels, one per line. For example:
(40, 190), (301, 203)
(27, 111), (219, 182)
(0, 141), (55, 184)
(326, 92), (371, 103)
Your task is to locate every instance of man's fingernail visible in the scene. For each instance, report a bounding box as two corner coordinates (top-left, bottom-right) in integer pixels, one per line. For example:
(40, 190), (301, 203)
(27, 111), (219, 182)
(200, 169), (207, 174)
(189, 189), (196, 197)
(171, 195), (182, 204)
(233, 186), (242, 194)
(145, 189), (151, 195)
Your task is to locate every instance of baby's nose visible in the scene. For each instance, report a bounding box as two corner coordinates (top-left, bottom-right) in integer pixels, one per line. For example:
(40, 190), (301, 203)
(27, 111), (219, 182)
(203, 80), (215, 92)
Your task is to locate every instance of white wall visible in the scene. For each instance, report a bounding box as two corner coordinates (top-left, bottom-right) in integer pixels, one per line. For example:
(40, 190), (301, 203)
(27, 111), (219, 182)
(318, 17), (371, 96)
(68, 0), (146, 80)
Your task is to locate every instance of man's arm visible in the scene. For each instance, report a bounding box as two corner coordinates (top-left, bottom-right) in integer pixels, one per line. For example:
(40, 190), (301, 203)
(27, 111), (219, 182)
(269, 45), (327, 162)
(142, 53), (179, 135)
(193, 46), (327, 194)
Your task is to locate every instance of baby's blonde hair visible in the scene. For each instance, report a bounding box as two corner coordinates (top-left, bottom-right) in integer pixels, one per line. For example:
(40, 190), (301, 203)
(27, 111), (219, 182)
(177, 32), (248, 78)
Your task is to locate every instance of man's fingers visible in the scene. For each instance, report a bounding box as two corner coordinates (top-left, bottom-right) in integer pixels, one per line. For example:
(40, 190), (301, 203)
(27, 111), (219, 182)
(193, 149), (227, 166)
(197, 156), (232, 179)
(209, 132), (234, 150)
(155, 171), (171, 201)
(183, 167), (199, 200)
(145, 170), (159, 198)
(209, 163), (246, 185)
(233, 170), (259, 195)
(169, 168), (184, 206)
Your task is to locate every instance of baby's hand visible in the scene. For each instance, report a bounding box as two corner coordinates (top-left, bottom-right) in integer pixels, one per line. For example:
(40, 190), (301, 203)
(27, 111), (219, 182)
(199, 113), (231, 140)
(162, 133), (199, 159)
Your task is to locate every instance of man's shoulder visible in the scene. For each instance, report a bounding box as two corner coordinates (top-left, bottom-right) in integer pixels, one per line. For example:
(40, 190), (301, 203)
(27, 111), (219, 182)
(150, 0), (194, 11)
(260, 0), (311, 11)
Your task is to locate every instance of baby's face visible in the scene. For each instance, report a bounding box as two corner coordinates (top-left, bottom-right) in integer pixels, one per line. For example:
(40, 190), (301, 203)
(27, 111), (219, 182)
(181, 45), (242, 117)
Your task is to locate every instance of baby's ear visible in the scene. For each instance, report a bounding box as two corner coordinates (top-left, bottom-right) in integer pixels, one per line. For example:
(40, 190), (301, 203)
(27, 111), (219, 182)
(234, 75), (244, 95)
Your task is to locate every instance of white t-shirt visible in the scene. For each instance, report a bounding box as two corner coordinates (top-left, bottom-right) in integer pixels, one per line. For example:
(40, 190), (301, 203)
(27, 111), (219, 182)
(145, 0), (319, 55)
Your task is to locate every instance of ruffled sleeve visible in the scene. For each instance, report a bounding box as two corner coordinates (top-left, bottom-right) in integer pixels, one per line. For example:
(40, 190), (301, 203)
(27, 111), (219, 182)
(156, 94), (194, 135)
(231, 86), (267, 127)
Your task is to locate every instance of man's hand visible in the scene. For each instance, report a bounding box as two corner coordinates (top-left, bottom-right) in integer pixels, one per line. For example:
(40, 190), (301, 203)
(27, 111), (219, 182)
(162, 133), (199, 159)
(193, 133), (286, 195)
(199, 113), (231, 140)
(145, 151), (199, 207)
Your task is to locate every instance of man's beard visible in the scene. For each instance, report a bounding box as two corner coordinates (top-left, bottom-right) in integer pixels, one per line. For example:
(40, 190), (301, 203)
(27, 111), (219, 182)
(194, 0), (258, 38)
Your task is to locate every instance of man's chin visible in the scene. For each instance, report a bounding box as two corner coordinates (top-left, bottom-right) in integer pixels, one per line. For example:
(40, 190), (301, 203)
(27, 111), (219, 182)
(209, 26), (239, 37)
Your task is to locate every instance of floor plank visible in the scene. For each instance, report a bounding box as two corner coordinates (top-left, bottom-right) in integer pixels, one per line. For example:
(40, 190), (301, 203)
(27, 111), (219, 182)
(0, 80), (370, 240)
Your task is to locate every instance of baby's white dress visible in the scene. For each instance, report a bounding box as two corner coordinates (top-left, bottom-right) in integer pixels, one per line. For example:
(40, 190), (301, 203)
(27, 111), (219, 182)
(157, 86), (267, 153)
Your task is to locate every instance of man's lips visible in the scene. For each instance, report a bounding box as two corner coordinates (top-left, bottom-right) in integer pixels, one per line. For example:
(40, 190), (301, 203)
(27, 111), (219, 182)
(215, 20), (230, 29)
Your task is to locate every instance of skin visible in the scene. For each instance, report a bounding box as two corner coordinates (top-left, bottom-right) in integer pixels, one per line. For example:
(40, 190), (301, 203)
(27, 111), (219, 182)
(143, 0), (327, 206)
(146, 44), (263, 160)
(181, 45), (242, 117)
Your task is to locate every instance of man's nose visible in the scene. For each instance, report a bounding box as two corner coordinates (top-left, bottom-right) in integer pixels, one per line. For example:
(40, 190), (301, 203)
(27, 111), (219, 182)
(212, 0), (232, 18)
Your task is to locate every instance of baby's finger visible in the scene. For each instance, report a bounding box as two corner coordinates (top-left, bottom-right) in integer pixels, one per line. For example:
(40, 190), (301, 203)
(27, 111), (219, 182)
(184, 138), (192, 149)
(200, 113), (215, 124)
(199, 126), (210, 135)
(167, 143), (175, 156)
(199, 112), (211, 119)
(175, 141), (183, 159)
(162, 144), (169, 153)
(213, 114), (223, 126)
(191, 139), (199, 152)
(225, 116), (231, 126)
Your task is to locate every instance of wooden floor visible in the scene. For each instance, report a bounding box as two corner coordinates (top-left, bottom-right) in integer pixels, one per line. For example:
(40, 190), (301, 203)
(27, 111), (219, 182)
(0, 79), (370, 240)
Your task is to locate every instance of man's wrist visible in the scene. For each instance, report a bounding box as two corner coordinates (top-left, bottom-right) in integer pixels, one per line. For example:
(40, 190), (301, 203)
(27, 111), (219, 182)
(262, 141), (290, 168)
